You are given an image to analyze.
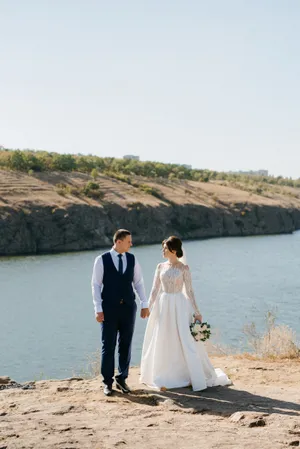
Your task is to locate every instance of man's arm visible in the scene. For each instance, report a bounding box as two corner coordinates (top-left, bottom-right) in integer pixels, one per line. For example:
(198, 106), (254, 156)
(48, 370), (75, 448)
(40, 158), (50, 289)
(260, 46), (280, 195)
(91, 256), (104, 321)
(133, 258), (149, 318)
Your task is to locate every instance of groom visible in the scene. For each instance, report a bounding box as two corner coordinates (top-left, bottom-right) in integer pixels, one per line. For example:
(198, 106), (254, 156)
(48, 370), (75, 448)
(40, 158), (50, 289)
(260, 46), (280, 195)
(92, 229), (149, 396)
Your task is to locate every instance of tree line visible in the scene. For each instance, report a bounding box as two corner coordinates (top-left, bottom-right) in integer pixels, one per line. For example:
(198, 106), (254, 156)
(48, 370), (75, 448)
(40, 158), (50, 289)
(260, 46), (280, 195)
(0, 148), (299, 188)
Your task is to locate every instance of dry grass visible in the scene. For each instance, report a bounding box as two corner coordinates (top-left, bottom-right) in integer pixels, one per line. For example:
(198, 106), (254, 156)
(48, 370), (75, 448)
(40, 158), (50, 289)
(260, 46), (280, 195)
(85, 350), (101, 378)
(2, 168), (300, 209)
(243, 311), (300, 360)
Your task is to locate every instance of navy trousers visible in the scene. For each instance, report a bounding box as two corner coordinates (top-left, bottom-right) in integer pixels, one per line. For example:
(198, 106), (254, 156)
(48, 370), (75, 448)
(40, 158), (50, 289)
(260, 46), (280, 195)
(101, 301), (137, 386)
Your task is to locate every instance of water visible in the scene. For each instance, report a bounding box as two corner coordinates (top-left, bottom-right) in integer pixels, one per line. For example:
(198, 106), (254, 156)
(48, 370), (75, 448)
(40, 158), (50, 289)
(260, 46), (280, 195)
(1, 232), (300, 383)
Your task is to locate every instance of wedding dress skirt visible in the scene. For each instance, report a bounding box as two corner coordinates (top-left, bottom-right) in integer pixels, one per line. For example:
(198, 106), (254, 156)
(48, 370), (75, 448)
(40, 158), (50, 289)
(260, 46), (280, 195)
(140, 291), (231, 391)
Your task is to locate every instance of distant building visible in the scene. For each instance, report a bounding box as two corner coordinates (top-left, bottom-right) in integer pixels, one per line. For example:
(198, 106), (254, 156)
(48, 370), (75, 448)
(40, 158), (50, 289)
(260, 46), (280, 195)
(0, 145), (4, 150)
(123, 155), (140, 161)
(256, 170), (268, 176)
(228, 169), (268, 177)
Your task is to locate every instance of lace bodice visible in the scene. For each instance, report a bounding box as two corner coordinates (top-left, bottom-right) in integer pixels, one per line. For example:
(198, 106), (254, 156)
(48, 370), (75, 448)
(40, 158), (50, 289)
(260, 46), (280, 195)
(148, 262), (200, 314)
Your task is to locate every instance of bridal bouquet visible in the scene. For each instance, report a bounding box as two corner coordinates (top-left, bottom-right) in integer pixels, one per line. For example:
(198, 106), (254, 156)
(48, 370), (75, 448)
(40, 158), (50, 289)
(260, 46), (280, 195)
(190, 318), (211, 342)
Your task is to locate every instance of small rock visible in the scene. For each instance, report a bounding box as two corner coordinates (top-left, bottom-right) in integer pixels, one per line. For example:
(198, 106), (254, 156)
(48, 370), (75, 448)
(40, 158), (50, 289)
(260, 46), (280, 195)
(249, 418), (266, 428)
(0, 377), (11, 385)
(58, 426), (72, 432)
(52, 405), (75, 415)
(22, 407), (40, 415)
(230, 412), (245, 423)
(6, 433), (19, 438)
(57, 386), (69, 392)
(140, 395), (159, 406)
(161, 398), (181, 411)
(163, 399), (176, 407)
(230, 411), (267, 427)
(22, 382), (35, 390)
(289, 426), (300, 436)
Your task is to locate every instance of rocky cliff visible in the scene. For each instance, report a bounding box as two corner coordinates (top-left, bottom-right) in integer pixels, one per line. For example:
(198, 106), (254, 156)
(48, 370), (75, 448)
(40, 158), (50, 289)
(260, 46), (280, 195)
(1, 202), (300, 256)
(1, 170), (300, 255)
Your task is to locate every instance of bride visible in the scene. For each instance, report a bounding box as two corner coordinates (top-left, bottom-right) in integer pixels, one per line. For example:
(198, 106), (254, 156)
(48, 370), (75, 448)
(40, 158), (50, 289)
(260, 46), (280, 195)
(140, 236), (231, 391)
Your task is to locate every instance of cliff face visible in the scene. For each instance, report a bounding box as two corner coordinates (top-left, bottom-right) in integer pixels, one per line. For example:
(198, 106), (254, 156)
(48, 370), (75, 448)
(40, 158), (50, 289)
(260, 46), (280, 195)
(1, 202), (300, 255)
(1, 169), (300, 255)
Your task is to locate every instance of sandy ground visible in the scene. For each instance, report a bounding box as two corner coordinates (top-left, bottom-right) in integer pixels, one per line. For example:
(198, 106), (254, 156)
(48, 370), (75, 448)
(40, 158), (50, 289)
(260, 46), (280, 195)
(1, 356), (300, 449)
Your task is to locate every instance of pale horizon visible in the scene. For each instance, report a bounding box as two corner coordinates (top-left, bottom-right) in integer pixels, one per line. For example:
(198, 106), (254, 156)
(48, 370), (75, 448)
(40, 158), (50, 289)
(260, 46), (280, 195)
(1, 1), (299, 179)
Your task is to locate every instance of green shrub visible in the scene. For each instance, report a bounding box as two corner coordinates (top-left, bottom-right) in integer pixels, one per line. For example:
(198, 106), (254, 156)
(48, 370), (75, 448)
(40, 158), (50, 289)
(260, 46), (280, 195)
(51, 154), (76, 171)
(55, 183), (80, 197)
(55, 183), (69, 196)
(138, 184), (168, 202)
(91, 168), (98, 180)
(81, 182), (104, 199)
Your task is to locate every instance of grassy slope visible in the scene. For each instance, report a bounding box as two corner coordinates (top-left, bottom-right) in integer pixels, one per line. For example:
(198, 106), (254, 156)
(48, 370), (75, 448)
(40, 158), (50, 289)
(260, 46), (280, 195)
(1, 169), (300, 211)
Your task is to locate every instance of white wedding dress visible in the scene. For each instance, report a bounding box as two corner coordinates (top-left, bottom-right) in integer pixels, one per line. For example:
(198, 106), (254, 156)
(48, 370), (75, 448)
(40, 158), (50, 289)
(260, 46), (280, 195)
(140, 262), (231, 391)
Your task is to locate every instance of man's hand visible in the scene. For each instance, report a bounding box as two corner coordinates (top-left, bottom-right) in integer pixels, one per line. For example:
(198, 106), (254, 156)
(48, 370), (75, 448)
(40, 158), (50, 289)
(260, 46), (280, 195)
(140, 308), (150, 319)
(96, 312), (104, 323)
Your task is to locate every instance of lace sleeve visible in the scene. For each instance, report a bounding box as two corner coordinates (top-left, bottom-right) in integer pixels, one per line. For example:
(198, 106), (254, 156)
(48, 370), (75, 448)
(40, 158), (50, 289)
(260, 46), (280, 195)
(148, 264), (162, 311)
(183, 265), (201, 315)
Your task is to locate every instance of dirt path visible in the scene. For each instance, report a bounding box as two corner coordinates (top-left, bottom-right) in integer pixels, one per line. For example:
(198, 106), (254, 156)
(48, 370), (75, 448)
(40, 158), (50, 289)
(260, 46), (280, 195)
(1, 356), (299, 449)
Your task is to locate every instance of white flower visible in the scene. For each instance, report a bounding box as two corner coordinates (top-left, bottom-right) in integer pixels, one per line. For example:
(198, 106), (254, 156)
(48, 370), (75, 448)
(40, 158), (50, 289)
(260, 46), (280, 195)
(191, 320), (211, 342)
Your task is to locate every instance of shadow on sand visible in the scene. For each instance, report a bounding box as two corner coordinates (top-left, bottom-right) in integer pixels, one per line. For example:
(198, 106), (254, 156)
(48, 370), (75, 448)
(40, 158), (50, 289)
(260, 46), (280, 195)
(112, 385), (300, 417)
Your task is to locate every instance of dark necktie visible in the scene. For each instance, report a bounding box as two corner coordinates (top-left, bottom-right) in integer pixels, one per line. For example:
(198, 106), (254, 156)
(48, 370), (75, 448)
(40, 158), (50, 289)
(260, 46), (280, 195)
(118, 254), (123, 274)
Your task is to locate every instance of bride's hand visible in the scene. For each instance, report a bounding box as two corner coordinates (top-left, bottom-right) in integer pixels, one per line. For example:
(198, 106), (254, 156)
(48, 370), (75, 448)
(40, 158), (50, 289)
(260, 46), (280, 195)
(194, 314), (202, 323)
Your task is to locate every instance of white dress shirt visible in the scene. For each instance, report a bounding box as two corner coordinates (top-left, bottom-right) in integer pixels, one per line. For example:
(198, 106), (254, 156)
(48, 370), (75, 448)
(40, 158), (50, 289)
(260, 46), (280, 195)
(92, 248), (148, 314)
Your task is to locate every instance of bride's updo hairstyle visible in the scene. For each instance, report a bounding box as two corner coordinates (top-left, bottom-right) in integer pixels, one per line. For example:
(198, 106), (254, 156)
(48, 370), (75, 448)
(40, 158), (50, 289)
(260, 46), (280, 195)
(163, 236), (183, 258)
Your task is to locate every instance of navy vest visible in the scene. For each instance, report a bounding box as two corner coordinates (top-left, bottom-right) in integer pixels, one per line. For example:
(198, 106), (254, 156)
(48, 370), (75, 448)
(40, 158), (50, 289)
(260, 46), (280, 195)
(101, 252), (136, 307)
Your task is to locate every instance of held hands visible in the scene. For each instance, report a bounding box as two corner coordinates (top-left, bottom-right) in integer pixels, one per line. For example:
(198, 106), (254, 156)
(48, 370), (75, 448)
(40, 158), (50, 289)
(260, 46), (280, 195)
(141, 308), (150, 319)
(194, 314), (202, 323)
(96, 309), (150, 322)
(96, 312), (104, 323)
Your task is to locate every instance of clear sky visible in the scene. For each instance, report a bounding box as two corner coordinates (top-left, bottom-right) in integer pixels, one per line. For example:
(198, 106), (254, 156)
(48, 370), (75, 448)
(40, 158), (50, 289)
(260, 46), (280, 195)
(0, 0), (299, 178)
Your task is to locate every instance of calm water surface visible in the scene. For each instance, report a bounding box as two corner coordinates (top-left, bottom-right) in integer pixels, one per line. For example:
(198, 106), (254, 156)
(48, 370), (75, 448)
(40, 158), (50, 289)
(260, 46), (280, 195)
(1, 232), (300, 382)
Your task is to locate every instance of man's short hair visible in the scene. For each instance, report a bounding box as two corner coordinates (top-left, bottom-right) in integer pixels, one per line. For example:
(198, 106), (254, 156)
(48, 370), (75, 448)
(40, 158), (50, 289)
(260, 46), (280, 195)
(113, 229), (131, 243)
